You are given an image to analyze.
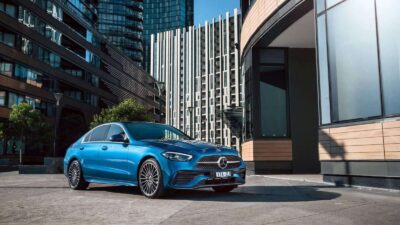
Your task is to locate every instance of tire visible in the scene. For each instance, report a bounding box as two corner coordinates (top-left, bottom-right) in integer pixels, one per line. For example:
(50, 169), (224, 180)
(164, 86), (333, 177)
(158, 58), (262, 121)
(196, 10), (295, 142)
(67, 160), (89, 190)
(138, 158), (166, 198)
(212, 185), (236, 193)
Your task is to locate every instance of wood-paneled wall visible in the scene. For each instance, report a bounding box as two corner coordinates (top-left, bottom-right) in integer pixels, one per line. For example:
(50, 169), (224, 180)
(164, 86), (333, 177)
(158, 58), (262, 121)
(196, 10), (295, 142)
(242, 140), (292, 161)
(319, 120), (400, 160)
(240, 0), (286, 54)
(383, 120), (400, 159)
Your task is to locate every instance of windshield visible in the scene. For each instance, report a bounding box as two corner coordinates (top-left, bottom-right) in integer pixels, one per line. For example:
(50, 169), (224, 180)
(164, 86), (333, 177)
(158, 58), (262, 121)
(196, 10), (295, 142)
(124, 123), (192, 141)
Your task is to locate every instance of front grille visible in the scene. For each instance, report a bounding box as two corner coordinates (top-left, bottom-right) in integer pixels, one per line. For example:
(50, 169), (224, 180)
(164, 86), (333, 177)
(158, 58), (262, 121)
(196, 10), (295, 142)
(196, 162), (241, 170)
(196, 155), (242, 170)
(198, 155), (241, 162)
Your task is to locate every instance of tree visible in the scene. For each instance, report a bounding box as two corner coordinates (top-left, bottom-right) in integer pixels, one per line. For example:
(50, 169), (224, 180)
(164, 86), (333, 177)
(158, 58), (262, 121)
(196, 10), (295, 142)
(0, 122), (11, 156)
(8, 102), (53, 157)
(90, 99), (152, 128)
(0, 122), (6, 140)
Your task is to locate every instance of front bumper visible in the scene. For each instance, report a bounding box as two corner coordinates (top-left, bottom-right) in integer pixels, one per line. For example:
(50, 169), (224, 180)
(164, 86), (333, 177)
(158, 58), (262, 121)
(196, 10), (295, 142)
(163, 158), (246, 189)
(170, 169), (246, 189)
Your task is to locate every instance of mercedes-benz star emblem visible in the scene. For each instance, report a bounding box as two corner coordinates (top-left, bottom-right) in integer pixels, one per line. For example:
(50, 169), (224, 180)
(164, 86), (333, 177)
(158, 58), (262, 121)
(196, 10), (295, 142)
(218, 156), (228, 169)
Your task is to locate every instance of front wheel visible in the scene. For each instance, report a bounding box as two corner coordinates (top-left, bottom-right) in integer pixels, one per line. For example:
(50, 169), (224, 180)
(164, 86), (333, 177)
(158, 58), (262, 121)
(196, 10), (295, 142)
(212, 185), (236, 193)
(138, 158), (166, 198)
(67, 160), (89, 190)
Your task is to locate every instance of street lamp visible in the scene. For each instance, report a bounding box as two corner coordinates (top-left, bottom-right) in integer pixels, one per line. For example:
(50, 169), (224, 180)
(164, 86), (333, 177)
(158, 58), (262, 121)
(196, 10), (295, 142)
(155, 81), (165, 123)
(54, 92), (63, 106)
(53, 92), (63, 158)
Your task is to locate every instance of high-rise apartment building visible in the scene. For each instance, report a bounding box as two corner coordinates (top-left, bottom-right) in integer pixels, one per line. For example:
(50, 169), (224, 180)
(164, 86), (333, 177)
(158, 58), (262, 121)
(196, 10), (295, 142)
(150, 9), (241, 149)
(97, 0), (144, 67)
(0, 0), (157, 162)
(143, 0), (194, 71)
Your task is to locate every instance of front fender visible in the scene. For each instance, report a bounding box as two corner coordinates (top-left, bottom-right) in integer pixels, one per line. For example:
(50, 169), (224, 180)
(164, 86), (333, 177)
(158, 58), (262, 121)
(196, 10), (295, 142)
(127, 145), (172, 187)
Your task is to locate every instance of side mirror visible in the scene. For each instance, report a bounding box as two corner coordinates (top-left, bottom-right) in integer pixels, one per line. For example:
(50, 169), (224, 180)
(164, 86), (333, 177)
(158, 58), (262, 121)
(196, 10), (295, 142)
(109, 134), (128, 143)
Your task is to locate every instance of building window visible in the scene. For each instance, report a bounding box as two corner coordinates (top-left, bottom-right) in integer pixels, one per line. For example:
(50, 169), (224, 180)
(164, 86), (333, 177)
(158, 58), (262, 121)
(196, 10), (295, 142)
(258, 49), (288, 137)
(85, 93), (98, 107)
(64, 90), (82, 101)
(15, 64), (39, 83)
(376, 0), (400, 116)
(0, 1), (17, 17)
(259, 65), (288, 137)
(8, 92), (25, 108)
(45, 25), (62, 45)
(326, 0), (344, 8)
(327, 0), (381, 122)
(30, 0), (63, 21)
(316, 15), (331, 125)
(88, 73), (99, 87)
(0, 60), (13, 76)
(0, 28), (15, 47)
(18, 6), (46, 36)
(0, 91), (5, 106)
(316, 0), (326, 14)
(259, 49), (285, 64)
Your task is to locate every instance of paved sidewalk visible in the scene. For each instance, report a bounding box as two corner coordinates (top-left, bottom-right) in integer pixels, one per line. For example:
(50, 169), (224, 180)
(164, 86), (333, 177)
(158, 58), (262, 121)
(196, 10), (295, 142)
(260, 174), (324, 184)
(0, 172), (399, 225)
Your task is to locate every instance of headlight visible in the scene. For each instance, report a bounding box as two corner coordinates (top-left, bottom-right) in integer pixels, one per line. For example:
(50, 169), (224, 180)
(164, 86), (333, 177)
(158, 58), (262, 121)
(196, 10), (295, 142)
(162, 151), (193, 161)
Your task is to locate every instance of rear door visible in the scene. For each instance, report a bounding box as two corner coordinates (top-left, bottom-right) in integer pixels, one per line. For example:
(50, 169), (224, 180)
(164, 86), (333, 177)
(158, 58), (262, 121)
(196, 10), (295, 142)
(81, 125), (110, 178)
(98, 124), (130, 181)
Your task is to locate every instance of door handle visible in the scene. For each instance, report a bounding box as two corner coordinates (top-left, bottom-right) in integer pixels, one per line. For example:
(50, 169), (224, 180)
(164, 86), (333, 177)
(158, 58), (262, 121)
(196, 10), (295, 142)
(79, 146), (84, 150)
(102, 146), (108, 150)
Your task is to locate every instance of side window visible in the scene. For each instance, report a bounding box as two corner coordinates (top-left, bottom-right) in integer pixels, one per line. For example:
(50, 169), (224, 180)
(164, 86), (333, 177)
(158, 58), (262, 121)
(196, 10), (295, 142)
(83, 131), (91, 142)
(89, 125), (110, 142)
(106, 124), (126, 141)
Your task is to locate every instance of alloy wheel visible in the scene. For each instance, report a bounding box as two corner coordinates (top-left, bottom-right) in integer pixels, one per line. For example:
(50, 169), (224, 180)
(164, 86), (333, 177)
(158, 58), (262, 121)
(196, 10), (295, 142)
(68, 161), (80, 188)
(139, 162), (160, 196)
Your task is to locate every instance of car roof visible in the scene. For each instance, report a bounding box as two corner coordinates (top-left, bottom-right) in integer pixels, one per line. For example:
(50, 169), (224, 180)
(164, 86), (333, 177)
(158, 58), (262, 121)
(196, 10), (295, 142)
(119, 121), (164, 125)
(91, 121), (165, 129)
(96, 121), (166, 126)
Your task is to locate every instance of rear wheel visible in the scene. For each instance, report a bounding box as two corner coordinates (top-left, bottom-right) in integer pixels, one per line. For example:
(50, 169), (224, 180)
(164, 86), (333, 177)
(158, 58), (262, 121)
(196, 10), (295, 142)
(67, 160), (89, 190)
(138, 158), (166, 198)
(212, 185), (236, 193)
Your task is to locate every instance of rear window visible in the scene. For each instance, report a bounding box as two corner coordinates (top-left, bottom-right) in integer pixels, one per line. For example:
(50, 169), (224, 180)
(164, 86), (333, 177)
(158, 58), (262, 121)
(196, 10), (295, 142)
(89, 125), (110, 142)
(83, 132), (91, 142)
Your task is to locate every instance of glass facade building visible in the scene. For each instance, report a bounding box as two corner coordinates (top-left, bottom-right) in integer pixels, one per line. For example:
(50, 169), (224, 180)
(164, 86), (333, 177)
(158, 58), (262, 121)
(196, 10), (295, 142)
(96, 0), (144, 67)
(316, 0), (400, 124)
(240, 0), (400, 188)
(143, 0), (194, 71)
(0, 0), (157, 163)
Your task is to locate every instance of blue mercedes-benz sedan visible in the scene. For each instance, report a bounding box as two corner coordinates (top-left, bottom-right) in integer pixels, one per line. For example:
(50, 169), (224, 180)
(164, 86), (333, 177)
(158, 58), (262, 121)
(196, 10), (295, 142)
(64, 122), (246, 198)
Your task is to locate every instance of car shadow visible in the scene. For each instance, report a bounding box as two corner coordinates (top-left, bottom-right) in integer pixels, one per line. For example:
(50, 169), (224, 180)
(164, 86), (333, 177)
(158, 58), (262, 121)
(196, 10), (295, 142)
(87, 185), (341, 202)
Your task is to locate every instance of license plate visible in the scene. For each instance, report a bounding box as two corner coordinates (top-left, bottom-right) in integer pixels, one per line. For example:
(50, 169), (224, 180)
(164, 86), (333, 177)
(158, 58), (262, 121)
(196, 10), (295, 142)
(215, 171), (231, 178)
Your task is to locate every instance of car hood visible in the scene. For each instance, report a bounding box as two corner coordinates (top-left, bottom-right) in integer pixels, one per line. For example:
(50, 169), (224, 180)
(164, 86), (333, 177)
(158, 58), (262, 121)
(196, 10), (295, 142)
(140, 139), (237, 155)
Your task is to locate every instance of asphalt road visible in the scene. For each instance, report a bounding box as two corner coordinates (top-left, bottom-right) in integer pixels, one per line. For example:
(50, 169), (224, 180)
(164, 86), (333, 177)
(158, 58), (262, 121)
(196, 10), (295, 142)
(0, 172), (399, 225)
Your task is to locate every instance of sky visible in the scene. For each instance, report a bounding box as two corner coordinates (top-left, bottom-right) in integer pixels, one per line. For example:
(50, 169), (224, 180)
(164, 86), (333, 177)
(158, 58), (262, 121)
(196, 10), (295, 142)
(194, 0), (240, 25)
